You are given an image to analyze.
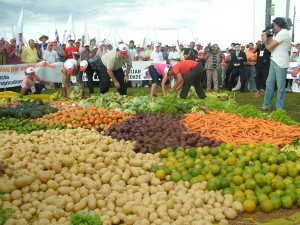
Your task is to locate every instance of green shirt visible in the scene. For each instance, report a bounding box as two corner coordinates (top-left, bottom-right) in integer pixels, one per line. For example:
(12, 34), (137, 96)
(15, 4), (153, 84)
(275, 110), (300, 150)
(101, 50), (132, 70)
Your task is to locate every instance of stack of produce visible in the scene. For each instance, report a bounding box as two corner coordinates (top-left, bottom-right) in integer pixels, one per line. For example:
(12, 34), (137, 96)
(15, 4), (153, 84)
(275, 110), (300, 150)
(0, 100), (58, 119)
(106, 114), (221, 154)
(150, 143), (300, 213)
(181, 111), (300, 146)
(0, 129), (243, 225)
(32, 107), (131, 131)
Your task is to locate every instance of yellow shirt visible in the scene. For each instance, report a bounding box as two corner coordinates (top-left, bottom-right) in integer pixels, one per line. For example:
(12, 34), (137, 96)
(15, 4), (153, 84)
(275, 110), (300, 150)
(20, 46), (39, 63)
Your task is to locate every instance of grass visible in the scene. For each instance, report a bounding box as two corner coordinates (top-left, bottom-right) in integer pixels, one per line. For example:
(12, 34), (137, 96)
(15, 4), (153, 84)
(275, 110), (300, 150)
(43, 86), (300, 122)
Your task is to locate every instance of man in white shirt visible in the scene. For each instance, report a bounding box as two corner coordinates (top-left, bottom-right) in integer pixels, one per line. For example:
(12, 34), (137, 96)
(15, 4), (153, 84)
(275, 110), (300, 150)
(261, 17), (292, 110)
(151, 44), (164, 62)
(42, 42), (59, 63)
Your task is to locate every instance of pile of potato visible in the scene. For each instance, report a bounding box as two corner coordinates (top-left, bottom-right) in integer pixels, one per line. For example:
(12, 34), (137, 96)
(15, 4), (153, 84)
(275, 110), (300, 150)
(0, 128), (243, 225)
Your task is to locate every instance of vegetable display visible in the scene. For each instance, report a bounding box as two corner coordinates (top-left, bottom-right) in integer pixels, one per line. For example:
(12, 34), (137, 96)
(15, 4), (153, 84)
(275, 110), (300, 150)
(106, 114), (221, 153)
(181, 111), (300, 146)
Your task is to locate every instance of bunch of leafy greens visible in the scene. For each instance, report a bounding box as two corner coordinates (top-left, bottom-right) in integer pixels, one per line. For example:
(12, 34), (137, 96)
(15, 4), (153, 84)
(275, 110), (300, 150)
(70, 211), (102, 225)
(0, 204), (14, 225)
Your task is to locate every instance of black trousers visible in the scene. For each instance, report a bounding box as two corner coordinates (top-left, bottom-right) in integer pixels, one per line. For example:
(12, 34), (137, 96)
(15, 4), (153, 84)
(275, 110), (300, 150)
(24, 83), (45, 95)
(180, 63), (206, 99)
(255, 67), (269, 90)
(81, 65), (101, 95)
(100, 62), (127, 95)
(228, 66), (245, 91)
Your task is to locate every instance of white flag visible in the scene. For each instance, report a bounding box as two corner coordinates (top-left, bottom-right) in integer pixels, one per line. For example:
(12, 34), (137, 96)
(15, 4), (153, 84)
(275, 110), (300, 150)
(83, 18), (90, 46)
(65, 13), (76, 42)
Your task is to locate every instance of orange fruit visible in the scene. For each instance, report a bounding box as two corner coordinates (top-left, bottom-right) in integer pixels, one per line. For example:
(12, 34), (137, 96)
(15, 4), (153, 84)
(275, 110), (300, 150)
(155, 169), (166, 180)
(281, 195), (293, 209)
(260, 199), (274, 213)
(243, 199), (257, 213)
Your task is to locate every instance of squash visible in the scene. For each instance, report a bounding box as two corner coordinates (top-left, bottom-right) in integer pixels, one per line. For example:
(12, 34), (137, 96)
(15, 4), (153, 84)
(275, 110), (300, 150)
(30, 111), (44, 119)
(33, 98), (44, 105)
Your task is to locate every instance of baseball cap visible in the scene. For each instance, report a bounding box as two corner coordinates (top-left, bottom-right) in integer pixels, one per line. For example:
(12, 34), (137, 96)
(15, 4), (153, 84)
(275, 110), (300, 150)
(118, 44), (127, 54)
(25, 67), (35, 74)
(164, 65), (170, 75)
(80, 60), (88, 72)
(64, 60), (74, 75)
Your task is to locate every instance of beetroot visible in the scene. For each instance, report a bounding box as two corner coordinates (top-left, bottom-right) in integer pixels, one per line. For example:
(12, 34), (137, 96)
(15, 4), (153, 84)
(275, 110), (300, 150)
(105, 113), (221, 154)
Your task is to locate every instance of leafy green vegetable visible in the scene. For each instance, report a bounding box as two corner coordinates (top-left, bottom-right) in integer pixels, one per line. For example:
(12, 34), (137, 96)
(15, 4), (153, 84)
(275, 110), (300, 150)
(0, 204), (14, 225)
(268, 110), (299, 126)
(70, 211), (102, 225)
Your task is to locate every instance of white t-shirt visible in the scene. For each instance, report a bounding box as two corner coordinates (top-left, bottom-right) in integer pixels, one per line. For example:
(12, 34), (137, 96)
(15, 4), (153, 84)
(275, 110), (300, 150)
(43, 49), (58, 64)
(271, 29), (291, 68)
(151, 51), (163, 62)
(128, 48), (136, 61)
(168, 51), (180, 66)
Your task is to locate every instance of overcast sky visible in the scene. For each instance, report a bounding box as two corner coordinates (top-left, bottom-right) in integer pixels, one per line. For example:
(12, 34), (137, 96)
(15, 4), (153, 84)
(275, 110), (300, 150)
(0, 0), (299, 49)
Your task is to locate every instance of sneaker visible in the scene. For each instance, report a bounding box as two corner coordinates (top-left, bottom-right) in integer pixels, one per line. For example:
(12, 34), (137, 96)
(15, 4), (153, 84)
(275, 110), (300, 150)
(285, 88), (292, 92)
(261, 106), (271, 111)
(144, 85), (149, 88)
(232, 87), (240, 91)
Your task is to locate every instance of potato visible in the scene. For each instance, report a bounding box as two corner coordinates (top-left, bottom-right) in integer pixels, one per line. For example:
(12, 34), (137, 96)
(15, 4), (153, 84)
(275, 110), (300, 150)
(101, 170), (112, 183)
(0, 180), (16, 194)
(74, 200), (87, 212)
(57, 187), (75, 195)
(87, 194), (97, 210)
(47, 180), (59, 190)
(224, 208), (237, 219)
(10, 190), (22, 200)
(14, 175), (34, 188)
(38, 211), (53, 220)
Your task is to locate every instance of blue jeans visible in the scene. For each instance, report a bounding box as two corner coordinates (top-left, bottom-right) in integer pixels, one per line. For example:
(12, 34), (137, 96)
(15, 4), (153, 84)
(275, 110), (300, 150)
(245, 65), (256, 91)
(262, 60), (288, 110)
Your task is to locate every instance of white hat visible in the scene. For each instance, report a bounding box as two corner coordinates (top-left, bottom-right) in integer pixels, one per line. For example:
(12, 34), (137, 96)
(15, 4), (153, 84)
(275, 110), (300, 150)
(25, 67), (35, 74)
(117, 44), (127, 53)
(164, 65), (170, 75)
(64, 60), (74, 75)
(80, 60), (88, 72)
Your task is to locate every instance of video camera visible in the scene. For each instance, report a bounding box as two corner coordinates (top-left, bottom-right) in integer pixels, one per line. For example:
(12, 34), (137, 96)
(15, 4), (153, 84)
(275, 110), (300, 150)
(262, 24), (274, 38)
(263, 17), (293, 37)
(206, 42), (213, 53)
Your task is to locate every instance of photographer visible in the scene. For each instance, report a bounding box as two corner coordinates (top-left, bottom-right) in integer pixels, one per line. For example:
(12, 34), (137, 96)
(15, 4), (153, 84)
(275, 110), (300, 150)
(184, 41), (198, 61)
(261, 17), (291, 110)
(203, 44), (223, 91)
(252, 34), (271, 97)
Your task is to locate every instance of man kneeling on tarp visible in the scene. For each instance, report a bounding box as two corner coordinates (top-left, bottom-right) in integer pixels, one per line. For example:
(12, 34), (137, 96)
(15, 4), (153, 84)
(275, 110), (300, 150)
(20, 67), (53, 97)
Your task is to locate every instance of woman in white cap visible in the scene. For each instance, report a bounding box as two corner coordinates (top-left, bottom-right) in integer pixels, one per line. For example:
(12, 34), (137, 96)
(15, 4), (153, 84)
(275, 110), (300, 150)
(20, 67), (53, 97)
(62, 52), (83, 97)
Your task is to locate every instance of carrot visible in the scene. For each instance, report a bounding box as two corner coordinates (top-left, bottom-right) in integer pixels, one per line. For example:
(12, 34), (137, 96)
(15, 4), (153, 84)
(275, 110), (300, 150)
(181, 111), (300, 146)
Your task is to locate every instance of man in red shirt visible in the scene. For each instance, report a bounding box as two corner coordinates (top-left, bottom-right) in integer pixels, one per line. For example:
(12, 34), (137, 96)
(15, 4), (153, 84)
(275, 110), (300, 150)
(65, 39), (79, 60)
(165, 60), (206, 99)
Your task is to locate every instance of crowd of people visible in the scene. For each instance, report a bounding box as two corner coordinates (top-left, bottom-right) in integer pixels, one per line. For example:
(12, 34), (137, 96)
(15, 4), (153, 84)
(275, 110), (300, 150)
(0, 17), (299, 109)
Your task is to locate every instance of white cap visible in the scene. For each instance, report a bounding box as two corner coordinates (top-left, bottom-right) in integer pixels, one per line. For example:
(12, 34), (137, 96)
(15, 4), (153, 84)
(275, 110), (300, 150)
(164, 65), (170, 75)
(25, 67), (35, 74)
(118, 44), (127, 53)
(80, 60), (88, 72)
(64, 60), (74, 74)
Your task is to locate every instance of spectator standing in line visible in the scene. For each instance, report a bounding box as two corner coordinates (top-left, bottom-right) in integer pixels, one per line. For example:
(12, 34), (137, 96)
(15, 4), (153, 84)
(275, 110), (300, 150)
(151, 44), (163, 62)
(161, 45), (169, 62)
(203, 44), (223, 91)
(81, 43), (92, 61)
(228, 43), (247, 92)
(100, 44), (132, 95)
(5, 38), (20, 64)
(168, 44), (181, 88)
(42, 42), (59, 63)
(196, 43), (204, 64)
(107, 44), (113, 51)
(52, 41), (66, 62)
(128, 40), (140, 88)
(38, 35), (48, 58)
(252, 36), (271, 97)
(20, 39), (42, 63)
(184, 41), (198, 61)
(98, 43), (108, 57)
(244, 42), (257, 92)
(0, 38), (8, 65)
(261, 17), (292, 110)
(65, 39), (79, 60)
(177, 43), (185, 61)
(135, 45), (150, 87)
(145, 44), (153, 61)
